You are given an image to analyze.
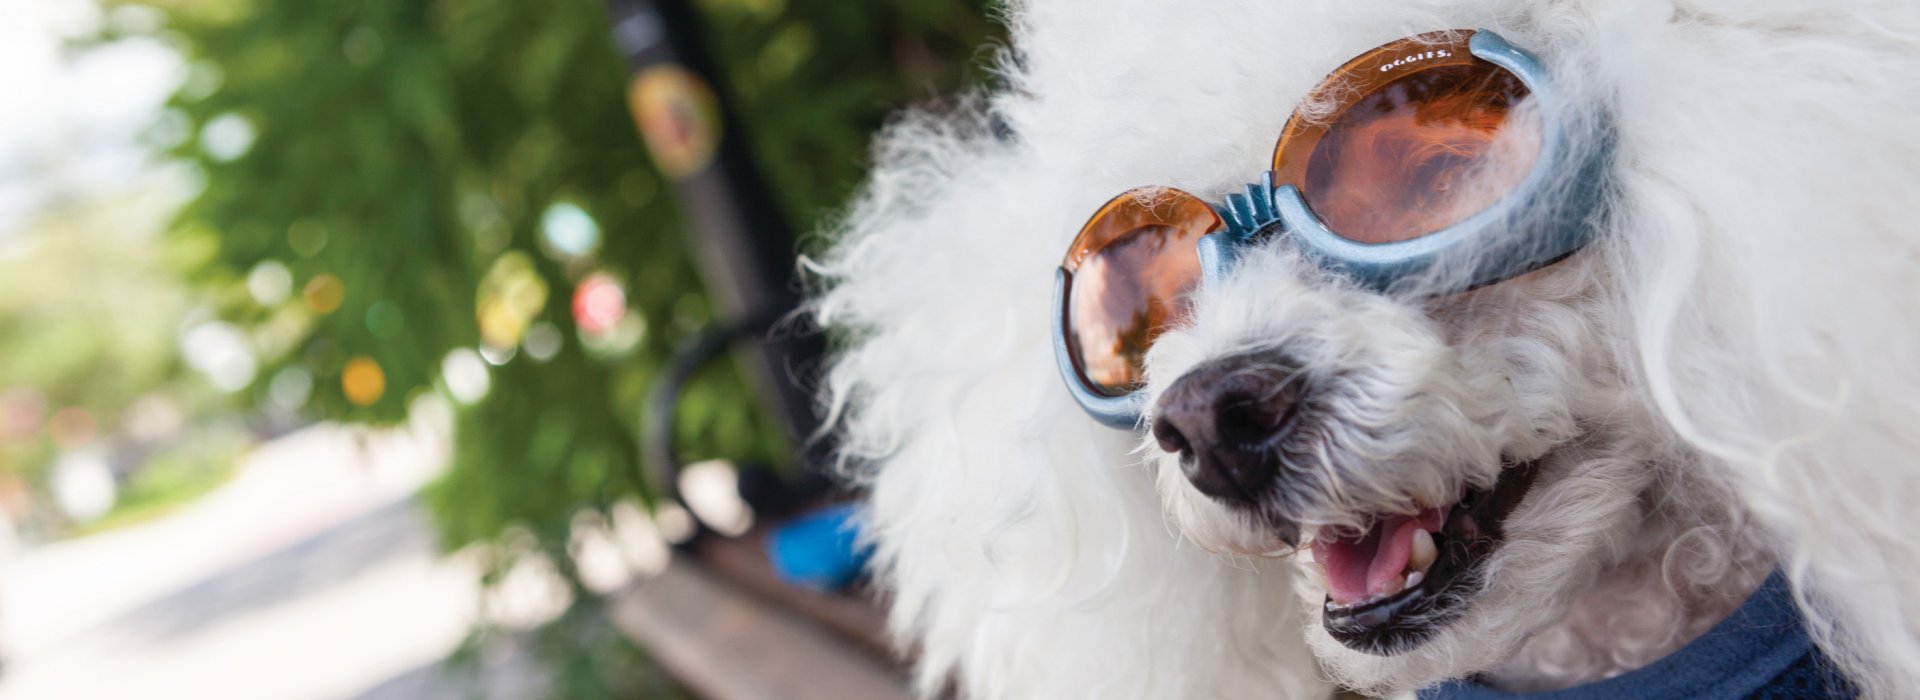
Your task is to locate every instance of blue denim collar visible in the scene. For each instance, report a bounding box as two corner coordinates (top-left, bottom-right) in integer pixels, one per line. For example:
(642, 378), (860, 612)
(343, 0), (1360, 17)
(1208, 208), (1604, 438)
(1419, 572), (1854, 700)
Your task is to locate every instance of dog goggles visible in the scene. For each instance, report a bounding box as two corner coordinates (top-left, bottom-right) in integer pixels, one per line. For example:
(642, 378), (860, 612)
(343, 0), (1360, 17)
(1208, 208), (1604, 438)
(1052, 29), (1609, 428)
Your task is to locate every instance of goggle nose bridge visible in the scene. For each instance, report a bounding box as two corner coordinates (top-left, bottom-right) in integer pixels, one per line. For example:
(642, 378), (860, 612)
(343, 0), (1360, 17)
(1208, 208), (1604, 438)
(1199, 171), (1287, 289)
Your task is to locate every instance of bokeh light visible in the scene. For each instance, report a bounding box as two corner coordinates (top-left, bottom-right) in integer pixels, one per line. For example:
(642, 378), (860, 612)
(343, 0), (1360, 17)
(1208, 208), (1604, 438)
(478, 343), (517, 366)
(199, 112), (256, 162)
(47, 407), (98, 450)
(476, 251), (549, 354)
(572, 272), (627, 335)
(0, 389), (47, 442)
(608, 499), (672, 577)
(287, 219), (328, 256)
(485, 547), (573, 630)
(180, 320), (259, 392)
(581, 309), (647, 357)
(540, 201), (601, 258)
(569, 510), (633, 594)
(123, 394), (187, 443)
(302, 273), (345, 314)
(522, 321), (563, 362)
(440, 348), (491, 404)
(246, 260), (292, 305)
(653, 502), (697, 545)
(678, 459), (753, 537)
(341, 356), (386, 406)
(179, 59), (223, 101)
(341, 26), (385, 68)
(50, 449), (116, 523)
(268, 366), (314, 410)
(364, 300), (405, 339)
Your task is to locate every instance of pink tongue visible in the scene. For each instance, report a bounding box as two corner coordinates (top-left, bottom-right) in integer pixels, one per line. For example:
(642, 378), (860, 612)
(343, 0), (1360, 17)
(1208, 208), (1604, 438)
(1312, 506), (1446, 605)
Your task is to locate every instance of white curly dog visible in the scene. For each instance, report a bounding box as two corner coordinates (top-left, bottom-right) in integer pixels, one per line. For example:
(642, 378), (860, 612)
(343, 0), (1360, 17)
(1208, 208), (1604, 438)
(811, 0), (1920, 697)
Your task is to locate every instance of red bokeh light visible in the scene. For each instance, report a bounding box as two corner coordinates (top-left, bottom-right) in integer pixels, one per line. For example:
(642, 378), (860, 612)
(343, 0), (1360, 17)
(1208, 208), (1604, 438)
(572, 273), (627, 336)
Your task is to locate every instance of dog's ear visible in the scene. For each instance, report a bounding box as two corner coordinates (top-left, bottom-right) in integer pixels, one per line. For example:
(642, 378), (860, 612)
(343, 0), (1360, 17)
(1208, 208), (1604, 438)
(807, 0), (1338, 692)
(811, 108), (1329, 700)
(1597, 12), (1920, 698)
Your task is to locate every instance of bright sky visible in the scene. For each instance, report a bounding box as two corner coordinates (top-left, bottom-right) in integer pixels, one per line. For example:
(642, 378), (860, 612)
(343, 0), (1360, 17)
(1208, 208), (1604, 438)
(0, 0), (185, 235)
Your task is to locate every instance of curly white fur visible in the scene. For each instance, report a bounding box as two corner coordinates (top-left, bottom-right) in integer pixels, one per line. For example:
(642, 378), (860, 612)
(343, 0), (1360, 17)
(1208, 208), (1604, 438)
(810, 1), (1920, 697)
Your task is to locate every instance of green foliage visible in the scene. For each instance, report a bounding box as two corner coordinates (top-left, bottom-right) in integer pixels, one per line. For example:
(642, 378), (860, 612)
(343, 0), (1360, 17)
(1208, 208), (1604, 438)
(130, 0), (995, 694)
(0, 215), (182, 414)
(138, 0), (994, 537)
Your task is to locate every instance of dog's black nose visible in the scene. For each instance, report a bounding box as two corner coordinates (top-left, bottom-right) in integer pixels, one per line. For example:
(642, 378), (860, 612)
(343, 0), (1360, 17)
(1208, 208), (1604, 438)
(1151, 356), (1304, 504)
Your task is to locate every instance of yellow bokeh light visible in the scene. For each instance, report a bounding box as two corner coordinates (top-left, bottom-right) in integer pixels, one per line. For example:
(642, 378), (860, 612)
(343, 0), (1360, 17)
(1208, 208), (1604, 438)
(303, 274), (346, 314)
(342, 357), (386, 406)
(477, 297), (526, 351)
(475, 252), (548, 352)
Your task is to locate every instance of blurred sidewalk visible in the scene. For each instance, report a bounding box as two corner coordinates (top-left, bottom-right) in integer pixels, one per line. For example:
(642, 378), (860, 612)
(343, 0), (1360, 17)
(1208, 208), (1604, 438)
(0, 407), (544, 700)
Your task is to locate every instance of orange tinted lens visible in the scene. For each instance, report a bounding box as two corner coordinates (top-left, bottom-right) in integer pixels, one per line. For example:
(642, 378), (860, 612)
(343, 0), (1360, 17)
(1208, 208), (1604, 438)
(1273, 31), (1540, 244)
(1063, 189), (1220, 396)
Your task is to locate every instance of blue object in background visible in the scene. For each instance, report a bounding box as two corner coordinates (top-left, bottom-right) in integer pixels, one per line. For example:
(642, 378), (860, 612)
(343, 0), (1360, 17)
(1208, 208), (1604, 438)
(767, 503), (873, 592)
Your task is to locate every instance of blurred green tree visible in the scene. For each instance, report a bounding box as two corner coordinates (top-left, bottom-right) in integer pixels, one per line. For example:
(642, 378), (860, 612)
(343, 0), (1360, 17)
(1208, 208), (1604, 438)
(120, 0), (995, 694)
(0, 190), (208, 511)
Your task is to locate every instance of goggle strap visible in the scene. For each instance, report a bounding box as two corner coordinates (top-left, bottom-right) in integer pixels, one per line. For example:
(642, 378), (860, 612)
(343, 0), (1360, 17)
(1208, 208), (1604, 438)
(1214, 171), (1284, 241)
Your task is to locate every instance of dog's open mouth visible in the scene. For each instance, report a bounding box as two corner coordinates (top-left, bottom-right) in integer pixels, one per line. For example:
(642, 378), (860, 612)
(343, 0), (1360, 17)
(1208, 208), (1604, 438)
(1308, 459), (1541, 655)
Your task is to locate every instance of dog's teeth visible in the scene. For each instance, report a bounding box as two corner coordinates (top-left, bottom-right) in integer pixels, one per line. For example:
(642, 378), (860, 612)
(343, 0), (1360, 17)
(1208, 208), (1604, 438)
(1381, 573), (1406, 595)
(1409, 528), (1437, 572)
(1314, 563), (1331, 592)
(1405, 570), (1425, 590)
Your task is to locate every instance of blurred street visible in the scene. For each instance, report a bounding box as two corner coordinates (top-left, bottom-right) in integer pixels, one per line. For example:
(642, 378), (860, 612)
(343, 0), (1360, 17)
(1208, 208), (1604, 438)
(0, 410), (545, 700)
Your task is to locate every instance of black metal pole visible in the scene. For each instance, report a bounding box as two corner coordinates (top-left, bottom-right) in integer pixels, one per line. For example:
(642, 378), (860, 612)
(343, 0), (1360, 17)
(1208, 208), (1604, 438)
(603, 0), (828, 472)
